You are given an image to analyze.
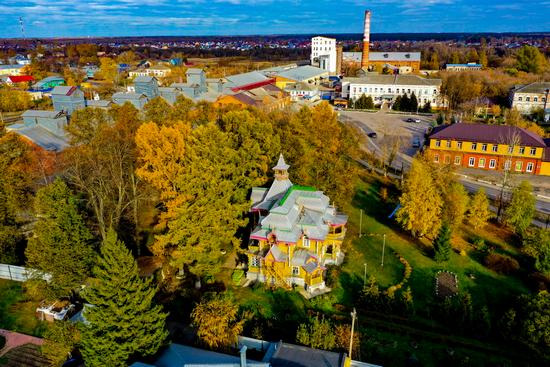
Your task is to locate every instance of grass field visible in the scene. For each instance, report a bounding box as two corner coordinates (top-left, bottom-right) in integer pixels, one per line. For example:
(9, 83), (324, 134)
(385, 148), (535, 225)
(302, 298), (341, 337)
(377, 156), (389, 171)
(0, 280), (46, 337)
(226, 173), (536, 366)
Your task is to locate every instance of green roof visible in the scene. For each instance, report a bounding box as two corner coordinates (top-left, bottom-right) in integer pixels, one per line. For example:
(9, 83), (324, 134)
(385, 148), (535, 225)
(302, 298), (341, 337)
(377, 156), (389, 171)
(279, 185), (316, 206)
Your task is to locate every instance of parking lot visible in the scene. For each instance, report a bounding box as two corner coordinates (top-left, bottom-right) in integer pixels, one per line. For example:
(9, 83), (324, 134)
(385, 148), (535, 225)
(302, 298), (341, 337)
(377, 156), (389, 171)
(339, 110), (433, 158)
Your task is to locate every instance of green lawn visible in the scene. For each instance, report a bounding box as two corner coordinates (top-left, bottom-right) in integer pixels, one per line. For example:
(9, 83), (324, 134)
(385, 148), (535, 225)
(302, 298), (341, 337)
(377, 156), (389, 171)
(0, 280), (46, 337)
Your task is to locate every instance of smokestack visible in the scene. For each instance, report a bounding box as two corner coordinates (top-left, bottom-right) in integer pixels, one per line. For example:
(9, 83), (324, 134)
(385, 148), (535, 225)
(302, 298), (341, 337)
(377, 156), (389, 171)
(361, 10), (371, 70)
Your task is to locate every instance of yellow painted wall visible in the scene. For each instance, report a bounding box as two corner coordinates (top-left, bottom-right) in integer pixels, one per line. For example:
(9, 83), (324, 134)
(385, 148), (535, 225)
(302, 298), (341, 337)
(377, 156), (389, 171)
(0, 67), (23, 76)
(540, 162), (550, 176)
(429, 138), (544, 159)
(275, 76), (295, 89)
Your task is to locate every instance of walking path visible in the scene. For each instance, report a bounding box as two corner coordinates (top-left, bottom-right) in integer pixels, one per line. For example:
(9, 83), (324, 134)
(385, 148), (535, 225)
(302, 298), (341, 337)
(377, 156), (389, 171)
(0, 329), (43, 357)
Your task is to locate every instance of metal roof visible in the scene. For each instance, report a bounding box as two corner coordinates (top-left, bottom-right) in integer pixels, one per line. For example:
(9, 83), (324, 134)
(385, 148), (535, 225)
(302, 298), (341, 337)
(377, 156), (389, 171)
(0, 64), (23, 69)
(270, 342), (346, 367)
(343, 51), (421, 62)
(345, 74), (441, 86)
(134, 75), (157, 83)
(225, 71), (270, 88)
(112, 92), (146, 100)
(86, 100), (112, 107)
(429, 123), (546, 147)
(513, 82), (550, 94)
(276, 66), (328, 82)
(51, 86), (77, 96)
(22, 110), (64, 119)
(7, 124), (69, 152)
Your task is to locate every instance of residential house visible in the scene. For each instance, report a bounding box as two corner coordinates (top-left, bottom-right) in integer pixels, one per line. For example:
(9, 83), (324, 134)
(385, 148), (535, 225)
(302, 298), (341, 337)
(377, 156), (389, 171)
(247, 155), (347, 296)
(7, 110), (69, 152)
(0, 64), (25, 76)
(341, 74), (446, 109)
(427, 123), (550, 176)
(32, 76), (65, 91)
(509, 82), (550, 114)
(112, 92), (148, 110)
(134, 75), (160, 100)
(3, 75), (34, 86)
(51, 86), (86, 115)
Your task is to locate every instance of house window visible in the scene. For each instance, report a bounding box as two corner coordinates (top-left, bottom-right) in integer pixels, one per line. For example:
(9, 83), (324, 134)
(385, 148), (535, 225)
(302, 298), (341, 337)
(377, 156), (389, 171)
(518, 96), (522, 101)
(534, 97), (538, 102)
(468, 157), (475, 167)
(492, 145), (498, 153)
(489, 159), (496, 169)
(292, 266), (300, 276)
(519, 147), (525, 154)
(435, 140), (441, 147)
(454, 156), (461, 165)
(530, 147), (536, 156)
(479, 158), (486, 168)
(526, 97), (530, 102)
(444, 155), (451, 164)
(251, 256), (259, 267)
(434, 154), (440, 163)
(446, 141), (451, 148)
(302, 238), (310, 248)
(481, 144), (487, 152)
(508, 145), (513, 154)
(515, 161), (523, 171)
(526, 162), (534, 173)
(471, 143), (477, 150)
(504, 160), (511, 170)
(457, 142), (462, 149)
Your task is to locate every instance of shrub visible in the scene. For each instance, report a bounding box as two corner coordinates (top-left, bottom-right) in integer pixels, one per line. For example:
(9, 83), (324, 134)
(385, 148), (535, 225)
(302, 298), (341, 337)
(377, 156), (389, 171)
(484, 253), (520, 275)
(0, 335), (5, 350)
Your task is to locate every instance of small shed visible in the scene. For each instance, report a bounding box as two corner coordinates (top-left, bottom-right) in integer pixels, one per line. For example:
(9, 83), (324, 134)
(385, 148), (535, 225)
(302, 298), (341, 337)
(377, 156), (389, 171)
(51, 86), (85, 115)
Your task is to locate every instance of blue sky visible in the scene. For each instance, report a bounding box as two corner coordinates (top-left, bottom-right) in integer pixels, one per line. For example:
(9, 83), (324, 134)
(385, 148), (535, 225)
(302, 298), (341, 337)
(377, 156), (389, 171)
(0, 0), (548, 38)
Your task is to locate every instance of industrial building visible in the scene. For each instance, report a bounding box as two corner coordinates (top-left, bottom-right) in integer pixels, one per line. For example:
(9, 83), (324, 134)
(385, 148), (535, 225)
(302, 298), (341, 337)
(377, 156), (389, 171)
(325, 10), (421, 74)
(310, 36), (342, 74)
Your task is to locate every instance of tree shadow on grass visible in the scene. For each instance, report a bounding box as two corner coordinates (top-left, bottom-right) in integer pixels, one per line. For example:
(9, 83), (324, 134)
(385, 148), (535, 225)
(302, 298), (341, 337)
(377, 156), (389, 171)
(338, 271), (363, 307)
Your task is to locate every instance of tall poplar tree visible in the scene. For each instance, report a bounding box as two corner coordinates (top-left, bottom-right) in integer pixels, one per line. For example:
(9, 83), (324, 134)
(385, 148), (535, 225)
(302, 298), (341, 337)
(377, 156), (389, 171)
(25, 178), (95, 298)
(80, 230), (168, 367)
(467, 188), (493, 230)
(505, 181), (536, 237)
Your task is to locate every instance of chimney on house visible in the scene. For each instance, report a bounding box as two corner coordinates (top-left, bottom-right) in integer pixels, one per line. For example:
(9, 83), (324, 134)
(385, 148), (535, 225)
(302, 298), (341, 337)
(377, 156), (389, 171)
(361, 10), (371, 70)
(240, 345), (248, 367)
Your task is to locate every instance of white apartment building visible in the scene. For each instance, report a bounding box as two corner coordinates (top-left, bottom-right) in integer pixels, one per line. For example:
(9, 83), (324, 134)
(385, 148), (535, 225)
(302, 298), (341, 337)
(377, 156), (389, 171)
(510, 82), (550, 114)
(311, 36), (337, 73)
(342, 74), (446, 108)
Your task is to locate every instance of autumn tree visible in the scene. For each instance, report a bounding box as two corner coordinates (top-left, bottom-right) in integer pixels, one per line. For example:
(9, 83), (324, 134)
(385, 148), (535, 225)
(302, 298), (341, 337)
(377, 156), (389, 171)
(80, 230), (168, 367)
(98, 57), (119, 85)
(397, 157), (443, 238)
(65, 107), (111, 145)
(443, 182), (469, 228)
(523, 228), (550, 274)
(441, 72), (483, 110)
(191, 294), (244, 350)
(64, 107), (144, 241)
(143, 96), (175, 125)
(296, 315), (336, 350)
(0, 89), (33, 112)
(25, 179), (95, 299)
(433, 223), (452, 262)
(515, 45), (548, 74)
(467, 188), (493, 229)
(504, 181), (536, 237)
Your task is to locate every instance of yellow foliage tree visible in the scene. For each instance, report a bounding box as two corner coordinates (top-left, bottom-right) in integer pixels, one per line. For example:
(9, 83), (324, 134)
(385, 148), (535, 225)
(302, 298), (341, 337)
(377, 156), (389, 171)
(467, 188), (493, 230)
(191, 295), (244, 350)
(397, 157), (443, 238)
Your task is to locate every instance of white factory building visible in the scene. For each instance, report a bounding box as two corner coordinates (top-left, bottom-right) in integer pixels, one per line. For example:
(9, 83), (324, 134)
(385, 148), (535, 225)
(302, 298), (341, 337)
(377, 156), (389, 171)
(311, 36), (337, 74)
(341, 74), (446, 109)
(509, 82), (550, 114)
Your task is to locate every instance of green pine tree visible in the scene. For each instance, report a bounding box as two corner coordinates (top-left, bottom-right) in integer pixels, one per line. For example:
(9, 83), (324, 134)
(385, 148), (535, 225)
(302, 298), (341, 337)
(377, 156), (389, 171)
(392, 95), (402, 111)
(25, 178), (95, 299)
(80, 229), (168, 367)
(410, 92), (418, 112)
(401, 93), (410, 112)
(433, 223), (452, 262)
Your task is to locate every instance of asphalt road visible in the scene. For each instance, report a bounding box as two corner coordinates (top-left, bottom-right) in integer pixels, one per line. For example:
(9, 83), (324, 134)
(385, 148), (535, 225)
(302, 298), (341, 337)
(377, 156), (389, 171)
(340, 110), (550, 225)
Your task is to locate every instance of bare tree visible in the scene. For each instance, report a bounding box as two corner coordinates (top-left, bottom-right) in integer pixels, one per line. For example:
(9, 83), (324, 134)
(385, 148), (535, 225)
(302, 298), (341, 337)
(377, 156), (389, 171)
(496, 130), (522, 221)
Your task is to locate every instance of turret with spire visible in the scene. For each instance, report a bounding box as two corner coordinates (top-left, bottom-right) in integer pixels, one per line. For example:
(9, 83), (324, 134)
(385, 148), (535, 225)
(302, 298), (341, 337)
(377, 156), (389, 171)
(273, 153), (290, 181)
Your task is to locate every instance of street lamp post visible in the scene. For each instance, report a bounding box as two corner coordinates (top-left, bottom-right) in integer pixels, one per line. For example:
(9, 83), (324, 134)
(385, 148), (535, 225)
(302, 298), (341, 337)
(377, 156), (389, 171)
(381, 234), (386, 267)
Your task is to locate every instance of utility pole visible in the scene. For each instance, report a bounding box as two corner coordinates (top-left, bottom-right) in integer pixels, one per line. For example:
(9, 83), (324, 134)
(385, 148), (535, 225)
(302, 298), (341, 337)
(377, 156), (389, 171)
(359, 209), (363, 238)
(349, 308), (357, 359)
(363, 263), (367, 286)
(381, 234), (386, 267)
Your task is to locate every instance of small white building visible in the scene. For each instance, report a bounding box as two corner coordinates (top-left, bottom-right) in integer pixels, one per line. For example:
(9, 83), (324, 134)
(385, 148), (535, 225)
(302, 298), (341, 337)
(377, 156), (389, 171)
(445, 63), (483, 71)
(311, 36), (337, 73)
(509, 82), (550, 114)
(342, 74), (446, 108)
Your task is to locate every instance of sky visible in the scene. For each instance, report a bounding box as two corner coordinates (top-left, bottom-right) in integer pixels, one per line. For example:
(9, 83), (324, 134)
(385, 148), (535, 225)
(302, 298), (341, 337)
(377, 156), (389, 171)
(0, 0), (549, 38)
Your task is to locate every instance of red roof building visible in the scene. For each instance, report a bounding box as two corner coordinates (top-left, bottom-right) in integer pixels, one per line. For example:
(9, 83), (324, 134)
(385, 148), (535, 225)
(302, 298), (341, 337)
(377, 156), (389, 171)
(6, 75), (35, 84)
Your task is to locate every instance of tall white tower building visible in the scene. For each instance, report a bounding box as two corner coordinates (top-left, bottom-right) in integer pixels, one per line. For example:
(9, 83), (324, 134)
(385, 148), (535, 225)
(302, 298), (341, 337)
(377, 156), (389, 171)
(311, 36), (337, 73)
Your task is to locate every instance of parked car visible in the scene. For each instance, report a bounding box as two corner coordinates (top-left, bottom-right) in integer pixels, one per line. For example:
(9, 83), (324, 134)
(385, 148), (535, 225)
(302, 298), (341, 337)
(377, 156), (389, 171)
(413, 118), (421, 123)
(412, 136), (421, 148)
(368, 132), (377, 138)
(406, 118), (414, 122)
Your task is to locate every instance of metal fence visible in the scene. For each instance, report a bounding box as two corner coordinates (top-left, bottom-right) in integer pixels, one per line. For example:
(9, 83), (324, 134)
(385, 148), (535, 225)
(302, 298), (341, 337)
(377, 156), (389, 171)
(0, 264), (50, 282)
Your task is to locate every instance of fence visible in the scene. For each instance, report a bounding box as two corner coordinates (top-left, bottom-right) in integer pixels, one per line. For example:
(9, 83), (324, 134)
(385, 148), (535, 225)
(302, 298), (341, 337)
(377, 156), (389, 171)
(0, 264), (50, 282)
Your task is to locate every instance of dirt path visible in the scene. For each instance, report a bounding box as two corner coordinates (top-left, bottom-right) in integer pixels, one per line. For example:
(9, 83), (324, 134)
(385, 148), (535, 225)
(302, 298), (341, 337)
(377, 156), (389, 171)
(0, 329), (43, 357)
